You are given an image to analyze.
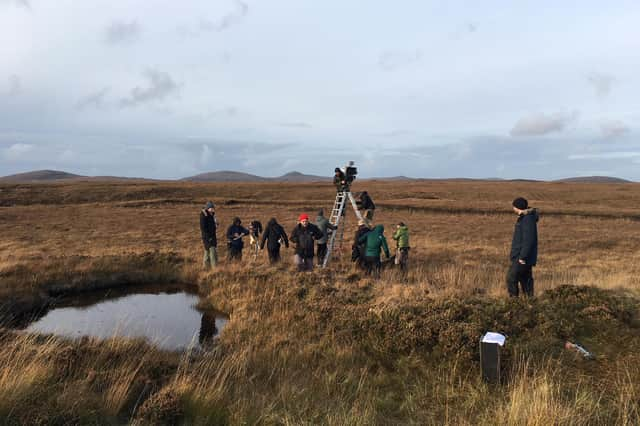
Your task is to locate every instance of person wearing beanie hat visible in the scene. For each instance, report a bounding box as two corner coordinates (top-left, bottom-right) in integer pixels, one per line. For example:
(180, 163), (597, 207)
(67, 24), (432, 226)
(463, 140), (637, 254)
(507, 197), (539, 297)
(315, 208), (337, 266)
(512, 197), (528, 210)
(290, 213), (323, 271)
(200, 201), (218, 269)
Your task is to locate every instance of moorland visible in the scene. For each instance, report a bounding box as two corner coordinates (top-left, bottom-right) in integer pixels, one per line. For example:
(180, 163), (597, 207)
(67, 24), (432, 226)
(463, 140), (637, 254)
(1, 179), (639, 425)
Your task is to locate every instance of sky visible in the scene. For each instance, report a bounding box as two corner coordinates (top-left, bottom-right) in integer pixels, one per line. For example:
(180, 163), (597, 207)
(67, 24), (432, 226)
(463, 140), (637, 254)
(1, 0), (639, 180)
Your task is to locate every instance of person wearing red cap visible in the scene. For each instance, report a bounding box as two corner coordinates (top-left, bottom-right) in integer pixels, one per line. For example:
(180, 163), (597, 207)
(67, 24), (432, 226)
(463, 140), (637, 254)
(290, 213), (323, 271)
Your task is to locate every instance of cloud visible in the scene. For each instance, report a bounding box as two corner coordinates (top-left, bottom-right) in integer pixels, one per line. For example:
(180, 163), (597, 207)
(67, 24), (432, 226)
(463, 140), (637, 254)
(0, 0), (30, 10)
(600, 119), (630, 140)
(378, 49), (422, 71)
(200, 0), (248, 32)
(119, 69), (179, 108)
(76, 87), (110, 110)
(568, 151), (640, 160)
(104, 20), (141, 44)
(510, 111), (579, 137)
(3, 143), (33, 160)
(587, 72), (615, 101)
(276, 122), (312, 129)
(466, 22), (478, 33)
(378, 129), (416, 138)
(179, 0), (248, 36)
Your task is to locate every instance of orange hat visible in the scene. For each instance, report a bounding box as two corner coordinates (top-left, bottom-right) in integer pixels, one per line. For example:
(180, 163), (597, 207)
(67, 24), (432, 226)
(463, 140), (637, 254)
(299, 213), (309, 221)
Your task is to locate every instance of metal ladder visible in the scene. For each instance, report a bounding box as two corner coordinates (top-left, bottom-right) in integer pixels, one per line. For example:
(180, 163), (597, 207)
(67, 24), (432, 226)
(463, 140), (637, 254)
(322, 191), (364, 268)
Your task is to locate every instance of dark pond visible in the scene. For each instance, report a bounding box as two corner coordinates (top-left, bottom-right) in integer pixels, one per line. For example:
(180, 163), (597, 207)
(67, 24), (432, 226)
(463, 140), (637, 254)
(23, 284), (228, 351)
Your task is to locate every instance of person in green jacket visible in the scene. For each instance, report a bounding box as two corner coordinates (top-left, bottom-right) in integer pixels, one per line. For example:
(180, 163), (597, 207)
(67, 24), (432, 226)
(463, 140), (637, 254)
(392, 222), (410, 271)
(358, 224), (390, 277)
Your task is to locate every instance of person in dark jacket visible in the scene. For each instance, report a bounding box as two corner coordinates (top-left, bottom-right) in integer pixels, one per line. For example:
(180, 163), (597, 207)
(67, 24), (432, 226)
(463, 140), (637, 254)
(351, 219), (371, 269)
(333, 168), (347, 192)
(290, 213), (323, 272)
(315, 208), (337, 266)
(507, 197), (539, 297)
(358, 224), (390, 277)
(226, 217), (249, 261)
(260, 217), (289, 264)
(199, 201), (218, 269)
(357, 191), (376, 221)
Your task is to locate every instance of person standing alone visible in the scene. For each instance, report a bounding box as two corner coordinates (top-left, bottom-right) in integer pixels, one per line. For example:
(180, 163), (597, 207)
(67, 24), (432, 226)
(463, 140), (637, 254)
(507, 197), (539, 297)
(200, 201), (218, 270)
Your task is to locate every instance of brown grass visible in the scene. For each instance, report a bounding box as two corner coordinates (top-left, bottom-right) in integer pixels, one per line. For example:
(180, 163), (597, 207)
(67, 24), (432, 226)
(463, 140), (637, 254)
(1, 180), (640, 424)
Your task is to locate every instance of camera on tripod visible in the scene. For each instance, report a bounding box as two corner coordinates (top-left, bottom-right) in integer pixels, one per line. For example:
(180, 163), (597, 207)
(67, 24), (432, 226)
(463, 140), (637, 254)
(335, 161), (358, 191)
(344, 161), (358, 185)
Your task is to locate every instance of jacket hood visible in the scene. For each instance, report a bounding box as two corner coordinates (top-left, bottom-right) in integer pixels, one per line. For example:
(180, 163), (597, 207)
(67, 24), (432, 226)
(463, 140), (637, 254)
(372, 224), (384, 235)
(267, 218), (277, 227)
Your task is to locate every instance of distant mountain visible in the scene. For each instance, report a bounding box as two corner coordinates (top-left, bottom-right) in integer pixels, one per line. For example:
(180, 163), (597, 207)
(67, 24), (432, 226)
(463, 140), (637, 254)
(0, 169), (85, 182)
(554, 176), (633, 184)
(182, 171), (267, 182)
(182, 170), (330, 182)
(274, 171), (330, 182)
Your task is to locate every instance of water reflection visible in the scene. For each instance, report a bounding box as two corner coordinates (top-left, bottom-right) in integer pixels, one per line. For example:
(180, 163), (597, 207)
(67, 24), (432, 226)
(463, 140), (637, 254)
(22, 284), (228, 351)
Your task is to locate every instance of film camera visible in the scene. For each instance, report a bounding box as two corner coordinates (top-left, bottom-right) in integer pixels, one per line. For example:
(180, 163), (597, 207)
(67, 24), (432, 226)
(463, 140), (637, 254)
(344, 161), (358, 185)
(335, 161), (358, 191)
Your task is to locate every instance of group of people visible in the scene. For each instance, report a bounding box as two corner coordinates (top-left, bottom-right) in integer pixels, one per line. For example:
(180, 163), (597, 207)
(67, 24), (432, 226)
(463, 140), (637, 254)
(199, 198), (411, 275)
(200, 193), (539, 297)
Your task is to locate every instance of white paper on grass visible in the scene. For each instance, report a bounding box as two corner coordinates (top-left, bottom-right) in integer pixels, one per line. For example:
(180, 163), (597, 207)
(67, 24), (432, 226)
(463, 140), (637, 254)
(481, 332), (506, 346)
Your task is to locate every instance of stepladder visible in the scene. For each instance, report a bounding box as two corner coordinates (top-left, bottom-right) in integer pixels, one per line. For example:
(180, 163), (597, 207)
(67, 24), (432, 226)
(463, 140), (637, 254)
(322, 191), (365, 268)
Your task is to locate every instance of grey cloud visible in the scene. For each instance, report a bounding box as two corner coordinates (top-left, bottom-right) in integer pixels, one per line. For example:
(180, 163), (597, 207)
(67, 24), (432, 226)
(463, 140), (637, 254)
(600, 120), (630, 139)
(179, 0), (248, 36)
(569, 152), (640, 160)
(379, 129), (416, 138)
(105, 20), (140, 44)
(587, 72), (615, 101)
(76, 87), (110, 110)
(200, 0), (248, 32)
(119, 69), (179, 108)
(378, 49), (422, 71)
(510, 111), (579, 137)
(276, 122), (312, 129)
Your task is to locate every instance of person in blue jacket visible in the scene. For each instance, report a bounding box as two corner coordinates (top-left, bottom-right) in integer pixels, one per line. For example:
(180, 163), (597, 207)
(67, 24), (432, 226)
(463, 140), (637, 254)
(507, 197), (539, 297)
